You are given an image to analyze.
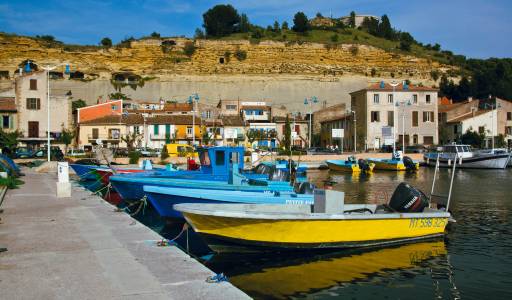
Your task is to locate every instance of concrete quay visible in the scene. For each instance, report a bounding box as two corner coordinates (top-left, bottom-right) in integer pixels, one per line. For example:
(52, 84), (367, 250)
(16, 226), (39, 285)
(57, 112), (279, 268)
(0, 169), (249, 299)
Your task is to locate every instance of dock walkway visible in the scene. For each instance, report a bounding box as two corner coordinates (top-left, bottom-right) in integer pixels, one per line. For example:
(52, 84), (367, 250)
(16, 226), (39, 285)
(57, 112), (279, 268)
(0, 169), (249, 299)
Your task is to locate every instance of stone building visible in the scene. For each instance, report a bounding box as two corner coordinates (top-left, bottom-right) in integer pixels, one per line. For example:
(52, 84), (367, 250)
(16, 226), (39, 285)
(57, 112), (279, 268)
(0, 97), (17, 132)
(349, 81), (438, 150)
(14, 71), (72, 148)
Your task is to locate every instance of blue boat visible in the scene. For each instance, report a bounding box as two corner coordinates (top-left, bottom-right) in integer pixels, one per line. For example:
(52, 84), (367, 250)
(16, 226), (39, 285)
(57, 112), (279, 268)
(144, 185), (314, 219)
(109, 146), (299, 201)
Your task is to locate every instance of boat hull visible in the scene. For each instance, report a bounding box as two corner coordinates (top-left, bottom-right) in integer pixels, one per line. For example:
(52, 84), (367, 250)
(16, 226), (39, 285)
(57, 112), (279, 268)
(368, 159), (419, 171)
(145, 186), (313, 219)
(326, 160), (375, 173)
(424, 153), (510, 169)
(182, 213), (449, 253)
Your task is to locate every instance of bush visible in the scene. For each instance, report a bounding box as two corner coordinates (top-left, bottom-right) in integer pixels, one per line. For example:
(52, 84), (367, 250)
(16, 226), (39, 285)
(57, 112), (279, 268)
(0, 176), (24, 189)
(349, 45), (358, 56)
(235, 49), (247, 61)
(330, 34), (339, 42)
(128, 151), (141, 164)
(183, 41), (196, 57)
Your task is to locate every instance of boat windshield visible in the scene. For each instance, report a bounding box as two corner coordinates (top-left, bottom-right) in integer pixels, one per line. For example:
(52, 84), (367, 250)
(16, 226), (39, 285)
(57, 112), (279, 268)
(456, 146), (464, 152)
(445, 146), (456, 153)
(462, 146), (471, 152)
(199, 150), (211, 166)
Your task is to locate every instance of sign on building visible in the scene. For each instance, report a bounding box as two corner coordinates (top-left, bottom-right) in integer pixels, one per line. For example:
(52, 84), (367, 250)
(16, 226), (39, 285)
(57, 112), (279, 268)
(382, 126), (394, 145)
(224, 128), (238, 139)
(332, 128), (344, 138)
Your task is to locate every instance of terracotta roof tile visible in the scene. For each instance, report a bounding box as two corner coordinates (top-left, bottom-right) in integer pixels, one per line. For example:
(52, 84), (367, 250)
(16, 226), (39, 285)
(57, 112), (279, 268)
(241, 105), (271, 111)
(351, 82), (438, 94)
(447, 110), (491, 123)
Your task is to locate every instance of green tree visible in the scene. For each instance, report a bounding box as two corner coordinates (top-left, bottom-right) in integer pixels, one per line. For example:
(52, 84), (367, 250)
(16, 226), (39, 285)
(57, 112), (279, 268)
(109, 92), (130, 100)
(239, 13), (250, 33)
(150, 31), (160, 38)
(361, 16), (379, 35)
(377, 14), (393, 39)
(100, 37), (112, 48)
(273, 21), (280, 32)
(292, 12), (309, 33)
(121, 132), (140, 151)
(349, 11), (356, 28)
(202, 4), (241, 37)
(432, 43), (441, 51)
(194, 28), (205, 39)
(399, 32), (414, 51)
(281, 21), (289, 30)
(460, 129), (485, 148)
(59, 127), (76, 154)
(246, 130), (258, 146)
(283, 116), (291, 151)
(183, 41), (196, 57)
(330, 34), (339, 42)
(160, 144), (169, 161)
(430, 70), (440, 81)
(0, 129), (22, 156)
(72, 99), (87, 112)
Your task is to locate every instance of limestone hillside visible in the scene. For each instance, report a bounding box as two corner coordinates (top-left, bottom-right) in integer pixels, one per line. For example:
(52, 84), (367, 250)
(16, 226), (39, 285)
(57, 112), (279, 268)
(0, 34), (453, 80)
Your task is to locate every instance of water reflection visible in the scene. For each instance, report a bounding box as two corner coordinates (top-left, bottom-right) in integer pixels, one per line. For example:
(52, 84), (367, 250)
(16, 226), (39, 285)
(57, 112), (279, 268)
(207, 241), (453, 299)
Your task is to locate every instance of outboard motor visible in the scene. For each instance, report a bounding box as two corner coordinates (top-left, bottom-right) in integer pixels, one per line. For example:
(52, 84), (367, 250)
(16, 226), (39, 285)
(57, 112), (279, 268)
(294, 181), (316, 194)
(255, 164), (272, 175)
(389, 182), (429, 212)
(403, 156), (416, 171)
(358, 159), (370, 172)
(269, 167), (290, 182)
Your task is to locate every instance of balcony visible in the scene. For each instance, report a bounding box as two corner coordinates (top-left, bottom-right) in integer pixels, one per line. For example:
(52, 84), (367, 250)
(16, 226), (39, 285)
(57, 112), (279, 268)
(87, 134), (121, 141)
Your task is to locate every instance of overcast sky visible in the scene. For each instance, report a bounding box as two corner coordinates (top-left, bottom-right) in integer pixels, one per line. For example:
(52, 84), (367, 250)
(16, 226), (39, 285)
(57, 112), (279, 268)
(0, 0), (510, 58)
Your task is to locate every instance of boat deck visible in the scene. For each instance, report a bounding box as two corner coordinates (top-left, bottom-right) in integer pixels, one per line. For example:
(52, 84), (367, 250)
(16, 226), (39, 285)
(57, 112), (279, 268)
(0, 169), (248, 299)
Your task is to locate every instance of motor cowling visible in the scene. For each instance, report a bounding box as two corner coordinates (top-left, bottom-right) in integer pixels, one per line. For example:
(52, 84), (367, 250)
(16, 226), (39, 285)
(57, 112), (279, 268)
(403, 156), (416, 171)
(389, 182), (429, 212)
(358, 159), (370, 172)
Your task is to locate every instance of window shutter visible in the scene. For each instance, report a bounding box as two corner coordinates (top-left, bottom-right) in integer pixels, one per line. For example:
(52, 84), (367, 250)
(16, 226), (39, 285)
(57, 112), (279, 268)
(37, 98), (41, 109)
(422, 111), (426, 122)
(430, 112), (435, 122)
(9, 116), (13, 129)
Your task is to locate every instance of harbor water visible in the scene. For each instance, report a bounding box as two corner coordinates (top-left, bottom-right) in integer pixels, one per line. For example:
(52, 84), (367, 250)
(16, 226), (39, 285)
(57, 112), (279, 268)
(82, 167), (512, 299)
(203, 168), (512, 299)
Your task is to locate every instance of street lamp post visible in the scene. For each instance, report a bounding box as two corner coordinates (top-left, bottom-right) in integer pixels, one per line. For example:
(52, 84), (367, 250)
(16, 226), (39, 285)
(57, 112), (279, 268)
(396, 100), (412, 154)
(38, 62), (70, 162)
(347, 110), (357, 152)
(484, 102), (501, 149)
(304, 96), (318, 148)
(389, 81), (400, 154)
(188, 93), (200, 145)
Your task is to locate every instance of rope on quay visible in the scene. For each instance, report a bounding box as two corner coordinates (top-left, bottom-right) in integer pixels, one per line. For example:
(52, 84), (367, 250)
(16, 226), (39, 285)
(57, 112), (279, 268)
(123, 195), (148, 216)
(157, 223), (189, 247)
(92, 182), (111, 196)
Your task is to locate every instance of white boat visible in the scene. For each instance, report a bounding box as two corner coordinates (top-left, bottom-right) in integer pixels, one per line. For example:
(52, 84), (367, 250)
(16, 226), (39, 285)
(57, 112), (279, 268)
(424, 144), (510, 169)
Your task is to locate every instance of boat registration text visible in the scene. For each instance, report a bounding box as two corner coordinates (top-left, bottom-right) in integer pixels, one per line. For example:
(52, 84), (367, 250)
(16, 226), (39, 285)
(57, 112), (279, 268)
(409, 218), (447, 228)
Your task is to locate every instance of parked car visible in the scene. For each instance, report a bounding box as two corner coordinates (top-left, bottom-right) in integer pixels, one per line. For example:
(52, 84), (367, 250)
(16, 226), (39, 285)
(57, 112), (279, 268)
(32, 148), (64, 161)
(405, 145), (428, 153)
(66, 149), (87, 157)
(306, 147), (340, 155)
(15, 147), (33, 158)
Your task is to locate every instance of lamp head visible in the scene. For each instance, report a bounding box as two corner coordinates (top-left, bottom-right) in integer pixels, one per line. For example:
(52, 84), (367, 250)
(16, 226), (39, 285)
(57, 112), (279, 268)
(312, 96), (318, 103)
(304, 98), (308, 105)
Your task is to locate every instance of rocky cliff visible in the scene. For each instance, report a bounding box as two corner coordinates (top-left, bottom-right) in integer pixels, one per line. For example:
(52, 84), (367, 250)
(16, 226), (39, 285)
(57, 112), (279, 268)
(0, 34), (452, 110)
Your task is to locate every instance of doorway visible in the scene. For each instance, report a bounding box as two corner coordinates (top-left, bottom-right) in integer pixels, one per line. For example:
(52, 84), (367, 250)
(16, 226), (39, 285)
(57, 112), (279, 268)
(28, 121), (39, 138)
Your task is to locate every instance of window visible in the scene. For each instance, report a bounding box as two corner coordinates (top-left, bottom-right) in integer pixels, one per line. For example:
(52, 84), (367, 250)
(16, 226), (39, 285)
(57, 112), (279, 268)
(111, 105), (118, 110)
(29, 79), (37, 90)
(426, 95), (431, 104)
(295, 124), (300, 134)
(423, 136), (434, 145)
(2, 116), (10, 129)
(187, 126), (193, 136)
(412, 111), (418, 127)
(373, 94), (380, 104)
(92, 128), (99, 139)
(109, 129), (120, 139)
(413, 94), (418, 104)
(205, 111), (212, 119)
(507, 112), (512, 121)
(371, 111), (380, 122)
(153, 125), (159, 135)
(387, 111), (394, 126)
(506, 126), (512, 135)
(226, 105), (237, 110)
(26, 98), (41, 110)
(215, 151), (225, 166)
(453, 125), (458, 134)
(423, 111), (434, 122)
(387, 94), (393, 103)
(413, 134), (418, 144)
(134, 126), (140, 134)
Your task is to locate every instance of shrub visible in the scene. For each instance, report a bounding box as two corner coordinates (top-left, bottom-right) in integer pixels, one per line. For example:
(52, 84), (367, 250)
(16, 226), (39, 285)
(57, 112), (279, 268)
(235, 49), (247, 61)
(183, 41), (196, 57)
(330, 34), (339, 42)
(128, 151), (141, 164)
(0, 176), (24, 189)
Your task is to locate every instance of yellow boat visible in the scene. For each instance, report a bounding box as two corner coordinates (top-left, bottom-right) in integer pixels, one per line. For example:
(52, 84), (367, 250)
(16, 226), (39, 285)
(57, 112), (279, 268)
(367, 157), (419, 171)
(325, 158), (375, 173)
(175, 201), (451, 253)
(209, 241), (447, 298)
